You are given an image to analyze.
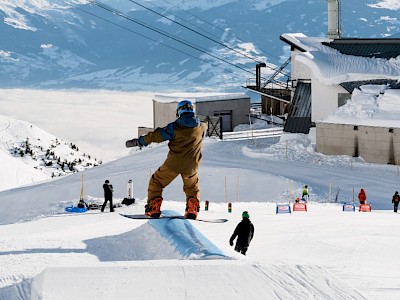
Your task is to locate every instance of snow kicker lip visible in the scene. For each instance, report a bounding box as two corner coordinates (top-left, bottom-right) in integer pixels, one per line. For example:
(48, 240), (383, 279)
(122, 210), (228, 259)
(148, 210), (228, 259)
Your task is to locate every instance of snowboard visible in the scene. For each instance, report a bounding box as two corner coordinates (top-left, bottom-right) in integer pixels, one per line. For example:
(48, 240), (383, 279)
(120, 213), (228, 223)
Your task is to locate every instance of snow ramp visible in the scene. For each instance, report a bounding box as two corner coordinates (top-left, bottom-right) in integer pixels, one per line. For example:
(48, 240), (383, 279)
(147, 210), (227, 259)
(30, 262), (366, 300)
(82, 210), (227, 261)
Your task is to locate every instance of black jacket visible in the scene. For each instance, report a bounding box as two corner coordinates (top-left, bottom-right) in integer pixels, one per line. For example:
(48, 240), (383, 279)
(103, 183), (113, 199)
(393, 194), (399, 203)
(230, 218), (254, 248)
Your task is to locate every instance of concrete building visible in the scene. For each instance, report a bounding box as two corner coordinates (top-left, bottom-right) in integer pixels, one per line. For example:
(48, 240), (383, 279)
(280, 34), (400, 164)
(152, 93), (250, 132)
(316, 123), (400, 165)
(138, 93), (250, 137)
(245, 0), (400, 164)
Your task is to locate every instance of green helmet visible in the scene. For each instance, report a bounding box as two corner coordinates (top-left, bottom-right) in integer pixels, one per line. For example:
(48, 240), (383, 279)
(242, 211), (250, 218)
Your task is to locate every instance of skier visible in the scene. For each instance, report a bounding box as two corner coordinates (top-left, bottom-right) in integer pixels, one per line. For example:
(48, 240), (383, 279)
(302, 185), (309, 201)
(229, 211), (254, 256)
(125, 100), (208, 219)
(358, 188), (367, 205)
(392, 191), (399, 213)
(101, 179), (114, 212)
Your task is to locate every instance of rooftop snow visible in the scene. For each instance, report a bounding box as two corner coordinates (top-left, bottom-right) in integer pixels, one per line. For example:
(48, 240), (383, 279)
(281, 33), (400, 86)
(153, 92), (249, 103)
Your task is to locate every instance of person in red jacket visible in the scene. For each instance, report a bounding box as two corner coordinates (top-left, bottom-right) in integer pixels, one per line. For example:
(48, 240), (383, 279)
(126, 100), (207, 219)
(358, 188), (367, 205)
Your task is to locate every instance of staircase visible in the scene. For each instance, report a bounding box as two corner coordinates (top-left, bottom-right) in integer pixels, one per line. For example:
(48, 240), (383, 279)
(283, 82), (312, 134)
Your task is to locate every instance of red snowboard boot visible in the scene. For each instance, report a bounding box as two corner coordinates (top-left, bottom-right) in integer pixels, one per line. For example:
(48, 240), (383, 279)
(185, 197), (200, 219)
(145, 197), (163, 218)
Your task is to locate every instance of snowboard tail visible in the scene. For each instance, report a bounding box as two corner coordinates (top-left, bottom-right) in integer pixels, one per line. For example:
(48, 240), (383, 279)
(120, 213), (227, 223)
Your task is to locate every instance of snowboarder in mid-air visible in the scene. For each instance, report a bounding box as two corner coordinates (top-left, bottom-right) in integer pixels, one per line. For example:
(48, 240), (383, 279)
(125, 100), (208, 219)
(229, 211), (254, 255)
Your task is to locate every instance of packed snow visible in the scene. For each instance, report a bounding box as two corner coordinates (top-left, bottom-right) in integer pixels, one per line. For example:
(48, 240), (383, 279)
(1, 89), (400, 299)
(2, 0), (400, 298)
(323, 85), (400, 128)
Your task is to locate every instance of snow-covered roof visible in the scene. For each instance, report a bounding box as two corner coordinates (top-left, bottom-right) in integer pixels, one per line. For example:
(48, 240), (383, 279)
(280, 33), (400, 86)
(280, 33), (331, 52)
(153, 92), (249, 103)
(321, 85), (400, 128)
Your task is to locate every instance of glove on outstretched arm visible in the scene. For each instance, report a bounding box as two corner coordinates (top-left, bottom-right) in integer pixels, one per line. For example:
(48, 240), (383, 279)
(125, 138), (142, 148)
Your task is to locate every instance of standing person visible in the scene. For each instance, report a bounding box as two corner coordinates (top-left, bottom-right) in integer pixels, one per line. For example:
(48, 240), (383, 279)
(125, 100), (207, 219)
(101, 180), (114, 212)
(302, 185), (309, 201)
(358, 188), (367, 205)
(229, 211), (254, 256)
(392, 191), (400, 213)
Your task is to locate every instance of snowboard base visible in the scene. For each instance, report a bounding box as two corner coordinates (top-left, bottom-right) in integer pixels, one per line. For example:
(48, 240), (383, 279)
(120, 213), (227, 223)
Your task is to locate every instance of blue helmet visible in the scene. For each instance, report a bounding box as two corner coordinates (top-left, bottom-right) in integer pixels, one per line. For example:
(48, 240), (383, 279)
(176, 100), (195, 117)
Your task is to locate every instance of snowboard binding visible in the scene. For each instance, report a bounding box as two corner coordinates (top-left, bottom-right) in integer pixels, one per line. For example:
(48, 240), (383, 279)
(145, 197), (163, 218)
(185, 197), (200, 219)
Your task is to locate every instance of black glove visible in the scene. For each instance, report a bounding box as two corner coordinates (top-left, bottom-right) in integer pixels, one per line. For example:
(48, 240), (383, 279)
(126, 138), (142, 148)
(229, 239), (234, 246)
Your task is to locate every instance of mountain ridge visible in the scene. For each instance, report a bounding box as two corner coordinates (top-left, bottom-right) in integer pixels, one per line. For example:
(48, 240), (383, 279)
(1, 0), (399, 92)
(0, 114), (100, 191)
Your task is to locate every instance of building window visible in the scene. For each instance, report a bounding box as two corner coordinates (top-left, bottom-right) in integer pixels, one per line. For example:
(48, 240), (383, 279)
(338, 93), (351, 107)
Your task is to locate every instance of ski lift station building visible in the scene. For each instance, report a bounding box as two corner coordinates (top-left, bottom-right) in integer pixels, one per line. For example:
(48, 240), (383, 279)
(151, 93), (251, 132)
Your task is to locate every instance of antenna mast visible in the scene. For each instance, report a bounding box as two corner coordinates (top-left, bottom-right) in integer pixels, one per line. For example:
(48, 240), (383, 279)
(327, 0), (341, 39)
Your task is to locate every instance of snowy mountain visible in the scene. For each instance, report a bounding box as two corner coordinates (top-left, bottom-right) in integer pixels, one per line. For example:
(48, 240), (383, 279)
(1, 107), (400, 298)
(0, 115), (101, 191)
(1, 0), (399, 92)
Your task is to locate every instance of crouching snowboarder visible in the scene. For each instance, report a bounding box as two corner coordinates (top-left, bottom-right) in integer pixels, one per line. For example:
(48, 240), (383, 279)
(125, 100), (207, 219)
(229, 211), (254, 255)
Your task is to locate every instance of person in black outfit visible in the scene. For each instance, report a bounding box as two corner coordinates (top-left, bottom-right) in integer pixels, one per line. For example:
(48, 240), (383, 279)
(229, 211), (254, 255)
(101, 180), (114, 212)
(77, 199), (88, 209)
(392, 191), (399, 213)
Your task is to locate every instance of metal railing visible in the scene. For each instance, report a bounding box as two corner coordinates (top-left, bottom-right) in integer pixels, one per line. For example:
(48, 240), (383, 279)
(222, 127), (283, 141)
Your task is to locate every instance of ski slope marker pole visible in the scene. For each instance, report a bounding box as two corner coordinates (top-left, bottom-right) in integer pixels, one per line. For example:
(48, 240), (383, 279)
(237, 176), (240, 202)
(127, 179), (133, 199)
(80, 173), (84, 201)
(224, 176), (227, 203)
